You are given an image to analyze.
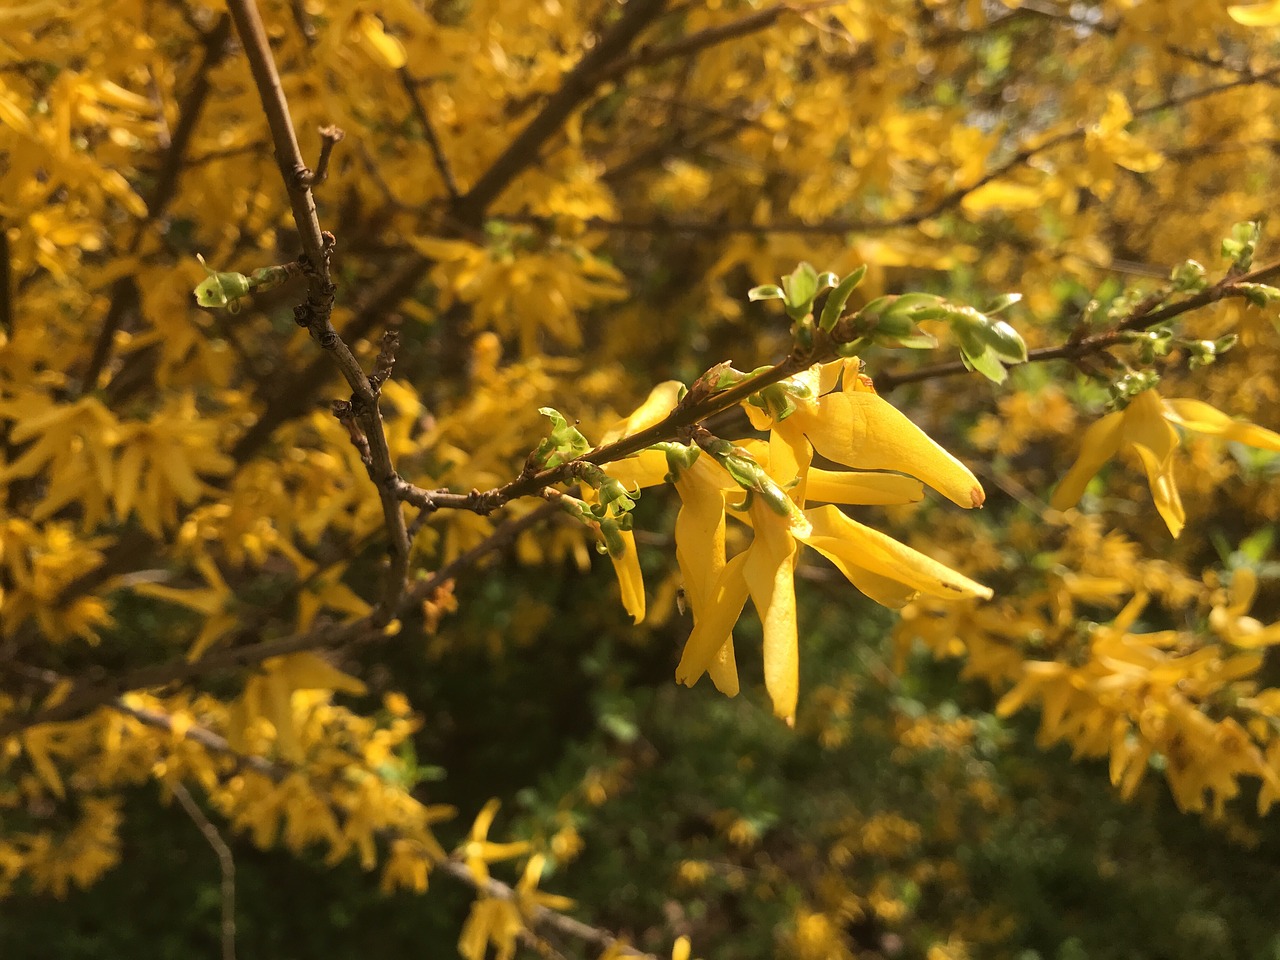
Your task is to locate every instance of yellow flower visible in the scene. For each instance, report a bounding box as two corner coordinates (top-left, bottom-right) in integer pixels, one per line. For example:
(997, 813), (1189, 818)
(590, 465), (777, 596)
(1051, 390), (1280, 537)
(458, 799), (531, 887)
(601, 364), (990, 724)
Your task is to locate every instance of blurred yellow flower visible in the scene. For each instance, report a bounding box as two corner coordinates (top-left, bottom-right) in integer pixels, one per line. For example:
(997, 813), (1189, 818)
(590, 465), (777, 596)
(1051, 389), (1280, 537)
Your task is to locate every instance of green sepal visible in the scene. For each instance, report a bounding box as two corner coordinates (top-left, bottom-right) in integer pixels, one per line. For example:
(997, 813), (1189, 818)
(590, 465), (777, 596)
(650, 441), (700, 483)
(533, 407), (590, 468)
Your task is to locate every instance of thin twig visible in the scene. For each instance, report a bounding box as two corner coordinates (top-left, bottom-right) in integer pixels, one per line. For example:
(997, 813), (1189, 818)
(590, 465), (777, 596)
(399, 69), (460, 200)
(171, 781), (238, 960)
(305, 124), (345, 186)
(225, 0), (410, 622)
(450, 0), (669, 226)
(5, 504), (560, 733)
(876, 255), (1280, 391)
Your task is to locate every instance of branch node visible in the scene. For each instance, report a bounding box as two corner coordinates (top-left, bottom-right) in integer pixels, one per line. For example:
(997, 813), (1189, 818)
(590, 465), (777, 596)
(306, 125), (345, 187)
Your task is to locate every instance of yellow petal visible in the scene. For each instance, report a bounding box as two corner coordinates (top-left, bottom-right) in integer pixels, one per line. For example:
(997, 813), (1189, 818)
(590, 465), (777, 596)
(801, 504), (993, 603)
(601, 381), (684, 444)
(675, 552), (750, 687)
(355, 12), (406, 69)
(706, 639), (740, 697)
(1122, 389), (1179, 464)
(1163, 398), (1280, 451)
(606, 528), (646, 623)
(744, 500), (800, 724)
(277, 652), (367, 695)
(1229, 0), (1280, 25)
(793, 391), (985, 508)
(604, 448), (671, 488)
(1131, 443), (1185, 538)
(1049, 409), (1125, 510)
(674, 461), (728, 616)
(805, 469), (924, 505)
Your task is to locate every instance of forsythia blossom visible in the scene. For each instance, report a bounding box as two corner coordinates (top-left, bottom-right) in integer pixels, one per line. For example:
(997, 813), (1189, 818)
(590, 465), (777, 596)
(602, 361), (992, 724)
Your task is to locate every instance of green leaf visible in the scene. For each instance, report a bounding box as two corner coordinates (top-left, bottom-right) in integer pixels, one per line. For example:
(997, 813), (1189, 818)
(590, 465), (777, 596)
(983, 292), (1023, 315)
(818, 264), (868, 331)
(748, 284), (785, 302)
(781, 262), (820, 309)
(193, 254), (252, 311)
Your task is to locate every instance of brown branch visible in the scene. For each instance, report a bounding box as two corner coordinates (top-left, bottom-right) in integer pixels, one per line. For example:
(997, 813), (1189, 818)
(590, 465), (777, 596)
(399, 69), (460, 200)
(171, 781), (238, 960)
(592, 0), (835, 86)
(450, 0), (669, 226)
(225, 0), (408, 621)
(3, 503), (559, 734)
(875, 256), (1280, 391)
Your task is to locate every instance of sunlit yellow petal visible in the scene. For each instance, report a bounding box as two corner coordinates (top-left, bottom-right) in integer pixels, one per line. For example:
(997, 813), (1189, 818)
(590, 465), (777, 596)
(1131, 443), (1185, 538)
(604, 448), (671, 488)
(601, 381), (684, 443)
(675, 552), (750, 687)
(744, 500), (800, 724)
(605, 527), (646, 623)
(792, 391), (985, 508)
(805, 469), (924, 505)
(1122, 389), (1179, 464)
(706, 639), (740, 696)
(354, 12), (406, 69)
(801, 504), (993, 603)
(1163, 398), (1280, 451)
(1229, 0), (1280, 25)
(1049, 409), (1125, 510)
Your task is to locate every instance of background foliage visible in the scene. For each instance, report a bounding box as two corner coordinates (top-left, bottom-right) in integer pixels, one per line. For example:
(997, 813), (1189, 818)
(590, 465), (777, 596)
(3, 0), (1280, 957)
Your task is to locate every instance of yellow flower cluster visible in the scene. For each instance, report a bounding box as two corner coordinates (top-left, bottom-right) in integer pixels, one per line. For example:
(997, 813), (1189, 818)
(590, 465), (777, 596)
(600, 360), (992, 724)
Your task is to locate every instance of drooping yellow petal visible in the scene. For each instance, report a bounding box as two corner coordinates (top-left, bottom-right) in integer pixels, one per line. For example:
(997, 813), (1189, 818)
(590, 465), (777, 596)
(605, 527), (646, 623)
(674, 459), (728, 617)
(706, 639), (740, 697)
(276, 652), (367, 695)
(601, 381), (684, 444)
(1049, 409), (1126, 510)
(1131, 443), (1185, 538)
(743, 501), (801, 725)
(801, 504), (993, 604)
(1121, 389), (1180, 465)
(805, 469), (924, 505)
(1163, 398), (1280, 451)
(770, 419), (813, 506)
(675, 551), (750, 687)
(792, 391), (985, 508)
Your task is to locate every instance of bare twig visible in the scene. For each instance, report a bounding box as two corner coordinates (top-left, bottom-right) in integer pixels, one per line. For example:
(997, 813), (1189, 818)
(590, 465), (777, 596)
(4, 504), (560, 733)
(592, 0), (838, 86)
(450, 0), (669, 226)
(171, 781), (238, 960)
(225, 0), (409, 622)
(304, 124), (345, 186)
(399, 69), (460, 200)
(876, 255), (1280, 391)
